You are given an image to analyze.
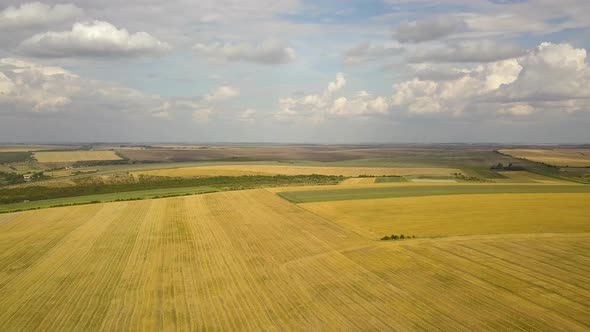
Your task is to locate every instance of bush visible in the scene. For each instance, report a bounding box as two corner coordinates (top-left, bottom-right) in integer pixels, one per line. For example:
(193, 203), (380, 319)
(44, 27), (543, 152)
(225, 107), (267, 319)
(380, 233), (416, 241)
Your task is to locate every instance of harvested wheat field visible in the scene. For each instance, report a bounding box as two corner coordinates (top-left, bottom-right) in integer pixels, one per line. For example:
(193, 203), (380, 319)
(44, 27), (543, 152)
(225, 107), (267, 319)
(0, 190), (589, 330)
(134, 164), (460, 178)
(499, 149), (590, 167)
(339, 177), (376, 185)
(300, 193), (590, 239)
(33, 151), (123, 163)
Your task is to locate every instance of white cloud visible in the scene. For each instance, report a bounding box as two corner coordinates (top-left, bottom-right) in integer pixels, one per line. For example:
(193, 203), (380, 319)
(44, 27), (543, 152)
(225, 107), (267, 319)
(0, 57), (168, 115)
(327, 73), (346, 94)
(393, 17), (464, 43)
(0, 2), (82, 29)
(204, 85), (240, 103)
(193, 40), (295, 64)
(275, 73), (389, 122)
(392, 42), (590, 117)
(18, 20), (170, 58)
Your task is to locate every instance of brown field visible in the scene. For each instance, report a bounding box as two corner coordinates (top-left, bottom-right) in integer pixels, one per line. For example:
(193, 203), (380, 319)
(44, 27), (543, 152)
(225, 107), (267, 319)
(0, 190), (588, 330)
(117, 144), (503, 163)
(133, 165), (460, 177)
(499, 148), (590, 167)
(33, 151), (123, 163)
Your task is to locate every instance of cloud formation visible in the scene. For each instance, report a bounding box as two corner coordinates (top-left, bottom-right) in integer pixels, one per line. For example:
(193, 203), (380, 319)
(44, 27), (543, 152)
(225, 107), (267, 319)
(193, 40), (295, 64)
(203, 85), (240, 103)
(392, 42), (590, 117)
(18, 20), (170, 58)
(275, 73), (389, 122)
(393, 17), (464, 43)
(0, 57), (167, 115)
(0, 2), (82, 29)
(409, 40), (524, 63)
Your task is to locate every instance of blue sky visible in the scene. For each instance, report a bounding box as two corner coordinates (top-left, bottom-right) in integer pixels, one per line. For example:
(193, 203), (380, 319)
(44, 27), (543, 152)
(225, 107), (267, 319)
(0, 0), (589, 143)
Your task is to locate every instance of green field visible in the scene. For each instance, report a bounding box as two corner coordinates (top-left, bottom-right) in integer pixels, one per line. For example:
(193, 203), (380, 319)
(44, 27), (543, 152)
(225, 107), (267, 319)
(0, 186), (219, 213)
(278, 184), (590, 203)
(374, 176), (407, 183)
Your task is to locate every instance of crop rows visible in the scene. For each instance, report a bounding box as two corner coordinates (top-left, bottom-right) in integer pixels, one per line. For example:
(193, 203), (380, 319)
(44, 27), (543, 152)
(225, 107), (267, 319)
(0, 190), (588, 330)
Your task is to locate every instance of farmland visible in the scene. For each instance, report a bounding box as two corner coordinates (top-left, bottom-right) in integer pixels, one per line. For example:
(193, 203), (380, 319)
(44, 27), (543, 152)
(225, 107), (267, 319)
(277, 183), (590, 203)
(133, 164), (460, 177)
(0, 190), (588, 330)
(33, 151), (123, 163)
(0, 143), (589, 330)
(499, 148), (590, 167)
(300, 193), (590, 238)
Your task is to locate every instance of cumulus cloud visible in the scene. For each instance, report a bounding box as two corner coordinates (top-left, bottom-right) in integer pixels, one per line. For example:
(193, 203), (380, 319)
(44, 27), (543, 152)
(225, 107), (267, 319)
(193, 40), (295, 64)
(275, 73), (389, 122)
(393, 17), (464, 43)
(203, 85), (240, 103)
(0, 2), (82, 29)
(18, 20), (170, 58)
(391, 42), (590, 117)
(327, 73), (346, 94)
(409, 40), (524, 63)
(0, 57), (168, 115)
(328, 93), (389, 116)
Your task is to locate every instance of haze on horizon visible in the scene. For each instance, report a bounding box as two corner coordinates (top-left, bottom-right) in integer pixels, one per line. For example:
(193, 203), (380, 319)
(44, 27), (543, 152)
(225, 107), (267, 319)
(0, 0), (589, 143)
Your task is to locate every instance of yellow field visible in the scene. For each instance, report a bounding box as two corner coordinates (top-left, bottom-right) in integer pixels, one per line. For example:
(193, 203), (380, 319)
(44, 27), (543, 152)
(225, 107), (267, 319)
(300, 193), (590, 239)
(500, 148), (590, 167)
(134, 165), (460, 177)
(0, 190), (588, 330)
(339, 177), (376, 185)
(33, 151), (123, 163)
(498, 171), (572, 184)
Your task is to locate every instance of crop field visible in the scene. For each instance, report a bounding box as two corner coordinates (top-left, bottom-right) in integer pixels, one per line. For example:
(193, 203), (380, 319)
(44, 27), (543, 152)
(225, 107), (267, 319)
(498, 171), (571, 183)
(33, 151), (124, 163)
(499, 148), (590, 167)
(339, 177), (376, 185)
(134, 165), (460, 177)
(277, 183), (590, 203)
(0, 189), (589, 330)
(300, 193), (590, 239)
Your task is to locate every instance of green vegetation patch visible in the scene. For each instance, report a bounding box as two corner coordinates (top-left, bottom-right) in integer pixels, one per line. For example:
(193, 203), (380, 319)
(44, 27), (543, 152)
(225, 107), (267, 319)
(375, 176), (407, 183)
(0, 186), (219, 214)
(0, 152), (32, 163)
(278, 184), (590, 203)
(0, 174), (343, 204)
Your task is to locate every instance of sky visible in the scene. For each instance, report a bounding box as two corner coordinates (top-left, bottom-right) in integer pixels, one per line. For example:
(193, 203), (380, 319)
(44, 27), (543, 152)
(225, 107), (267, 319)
(0, 0), (589, 143)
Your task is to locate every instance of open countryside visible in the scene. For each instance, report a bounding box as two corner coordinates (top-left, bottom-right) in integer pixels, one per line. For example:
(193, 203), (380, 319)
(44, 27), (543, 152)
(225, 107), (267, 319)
(134, 164), (460, 177)
(499, 149), (590, 167)
(1, 0), (590, 329)
(1, 190), (589, 330)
